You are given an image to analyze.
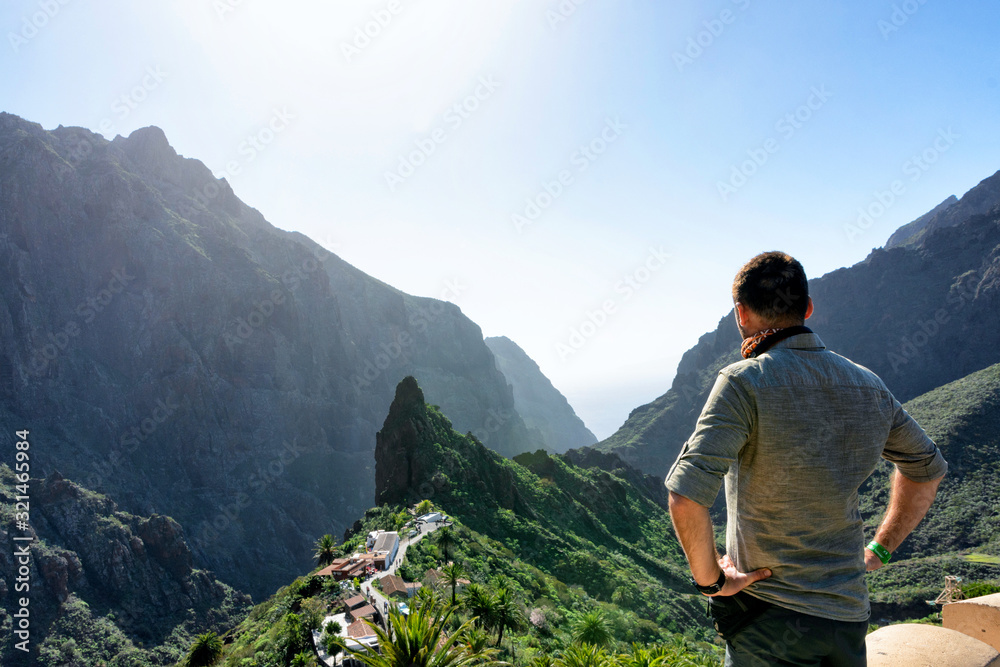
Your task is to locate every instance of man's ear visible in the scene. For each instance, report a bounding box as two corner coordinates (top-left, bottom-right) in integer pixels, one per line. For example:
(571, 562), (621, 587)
(804, 297), (814, 321)
(734, 302), (747, 327)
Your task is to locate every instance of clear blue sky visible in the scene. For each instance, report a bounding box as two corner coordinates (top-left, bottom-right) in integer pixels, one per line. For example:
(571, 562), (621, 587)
(3, 1), (999, 439)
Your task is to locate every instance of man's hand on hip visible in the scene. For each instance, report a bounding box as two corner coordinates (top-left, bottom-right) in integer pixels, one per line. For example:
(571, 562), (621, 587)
(709, 554), (772, 597)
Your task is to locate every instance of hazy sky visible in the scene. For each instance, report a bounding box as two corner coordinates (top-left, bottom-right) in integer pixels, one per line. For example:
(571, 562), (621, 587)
(3, 1), (999, 439)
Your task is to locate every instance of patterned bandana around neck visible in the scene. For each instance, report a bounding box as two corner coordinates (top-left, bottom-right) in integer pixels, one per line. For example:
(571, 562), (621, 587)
(740, 326), (813, 359)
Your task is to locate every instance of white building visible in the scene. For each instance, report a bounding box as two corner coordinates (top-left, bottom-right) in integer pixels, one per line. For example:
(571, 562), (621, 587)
(372, 531), (400, 568)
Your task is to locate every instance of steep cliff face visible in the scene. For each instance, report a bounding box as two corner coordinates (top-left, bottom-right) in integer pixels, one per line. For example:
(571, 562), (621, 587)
(485, 336), (597, 453)
(0, 112), (540, 598)
(0, 467), (249, 666)
(599, 199), (1000, 477)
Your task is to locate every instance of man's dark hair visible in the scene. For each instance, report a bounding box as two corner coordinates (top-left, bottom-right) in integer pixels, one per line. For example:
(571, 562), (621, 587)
(732, 251), (809, 326)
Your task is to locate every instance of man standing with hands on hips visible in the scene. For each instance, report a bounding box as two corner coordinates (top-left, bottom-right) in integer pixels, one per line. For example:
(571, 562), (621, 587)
(666, 251), (947, 666)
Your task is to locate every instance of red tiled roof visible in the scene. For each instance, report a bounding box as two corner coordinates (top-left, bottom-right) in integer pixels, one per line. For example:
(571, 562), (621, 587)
(379, 574), (406, 595)
(347, 619), (377, 639)
(344, 595), (367, 609)
(317, 559), (349, 576)
(351, 604), (377, 620)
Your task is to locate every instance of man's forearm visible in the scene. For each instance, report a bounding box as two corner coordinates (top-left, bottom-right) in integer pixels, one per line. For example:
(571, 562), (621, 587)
(668, 491), (722, 585)
(872, 469), (944, 553)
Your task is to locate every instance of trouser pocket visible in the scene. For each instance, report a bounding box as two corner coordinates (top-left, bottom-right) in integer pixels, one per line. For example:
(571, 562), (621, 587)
(707, 591), (772, 641)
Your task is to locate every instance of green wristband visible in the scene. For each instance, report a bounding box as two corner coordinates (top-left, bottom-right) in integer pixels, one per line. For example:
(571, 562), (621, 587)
(867, 540), (891, 564)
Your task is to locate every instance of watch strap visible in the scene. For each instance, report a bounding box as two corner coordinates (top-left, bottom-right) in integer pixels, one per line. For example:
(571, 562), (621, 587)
(692, 569), (726, 595)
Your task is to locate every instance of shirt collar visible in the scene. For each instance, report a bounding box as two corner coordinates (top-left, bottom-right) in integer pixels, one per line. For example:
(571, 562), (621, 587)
(768, 332), (826, 351)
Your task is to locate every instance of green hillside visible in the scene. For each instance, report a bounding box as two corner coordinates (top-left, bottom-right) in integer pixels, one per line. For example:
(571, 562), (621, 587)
(220, 510), (722, 666)
(374, 376), (706, 634)
(862, 362), (1000, 619)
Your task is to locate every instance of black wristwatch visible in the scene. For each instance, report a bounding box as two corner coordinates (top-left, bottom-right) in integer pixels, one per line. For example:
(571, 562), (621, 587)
(691, 570), (726, 595)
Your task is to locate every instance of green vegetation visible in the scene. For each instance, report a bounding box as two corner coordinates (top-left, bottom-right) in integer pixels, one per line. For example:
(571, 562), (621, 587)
(964, 553), (1000, 565)
(334, 594), (500, 666)
(377, 386), (705, 636)
(218, 575), (329, 666)
(220, 550), (721, 667)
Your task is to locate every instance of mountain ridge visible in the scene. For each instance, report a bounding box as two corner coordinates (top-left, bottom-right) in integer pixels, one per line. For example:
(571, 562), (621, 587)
(485, 335), (597, 453)
(0, 111), (552, 599)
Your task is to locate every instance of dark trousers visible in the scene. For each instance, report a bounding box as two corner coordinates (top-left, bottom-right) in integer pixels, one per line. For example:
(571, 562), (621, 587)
(713, 595), (868, 667)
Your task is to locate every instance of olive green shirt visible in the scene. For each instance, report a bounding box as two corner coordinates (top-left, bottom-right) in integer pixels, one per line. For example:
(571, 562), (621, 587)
(665, 332), (947, 622)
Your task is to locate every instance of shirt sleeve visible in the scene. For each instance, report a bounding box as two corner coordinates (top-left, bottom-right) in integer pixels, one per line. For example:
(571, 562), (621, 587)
(881, 398), (948, 482)
(665, 371), (755, 507)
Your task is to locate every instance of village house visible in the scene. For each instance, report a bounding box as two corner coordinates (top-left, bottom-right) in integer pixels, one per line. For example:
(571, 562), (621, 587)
(379, 573), (422, 599)
(347, 602), (378, 624)
(317, 558), (369, 582)
(368, 530), (400, 569)
(346, 618), (377, 643)
(341, 595), (367, 613)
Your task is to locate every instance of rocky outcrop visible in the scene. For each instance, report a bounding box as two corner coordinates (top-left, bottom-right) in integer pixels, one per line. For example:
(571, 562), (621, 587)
(887, 195), (959, 248)
(374, 376), (526, 513)
(0, 466), (249, 665)
(485, 336), (597, 453)
(888, 170), (1000, 248)
(0, 112), (543, 598)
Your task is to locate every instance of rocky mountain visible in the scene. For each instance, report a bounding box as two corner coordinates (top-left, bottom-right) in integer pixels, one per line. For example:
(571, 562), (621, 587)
(598, 180), (1000, 477)
(485, 335), (597, 453)
(0, 466), (249, 666)
(0, 112), (546, 599)
(374, 376), (705, 630)
(885, 195), (958, 248)
(887, 170), (1000, 248)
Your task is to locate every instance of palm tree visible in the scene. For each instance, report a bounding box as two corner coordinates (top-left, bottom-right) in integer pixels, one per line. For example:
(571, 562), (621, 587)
(571, 610), (612, 648)
(616, 643), (666, 667)
(313, 533), (336, 567)
(555, 643), (609, 667)
(490, 586), (524, 648)
(332, 597), (505, 667)
(462, 583), (496, 631)
(461, 626), (492, 656)
(416, 499), (433, 515)
(184, 631), (224, 667)
(436, 526), (456, 562)
(440, 562), (466, 606)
